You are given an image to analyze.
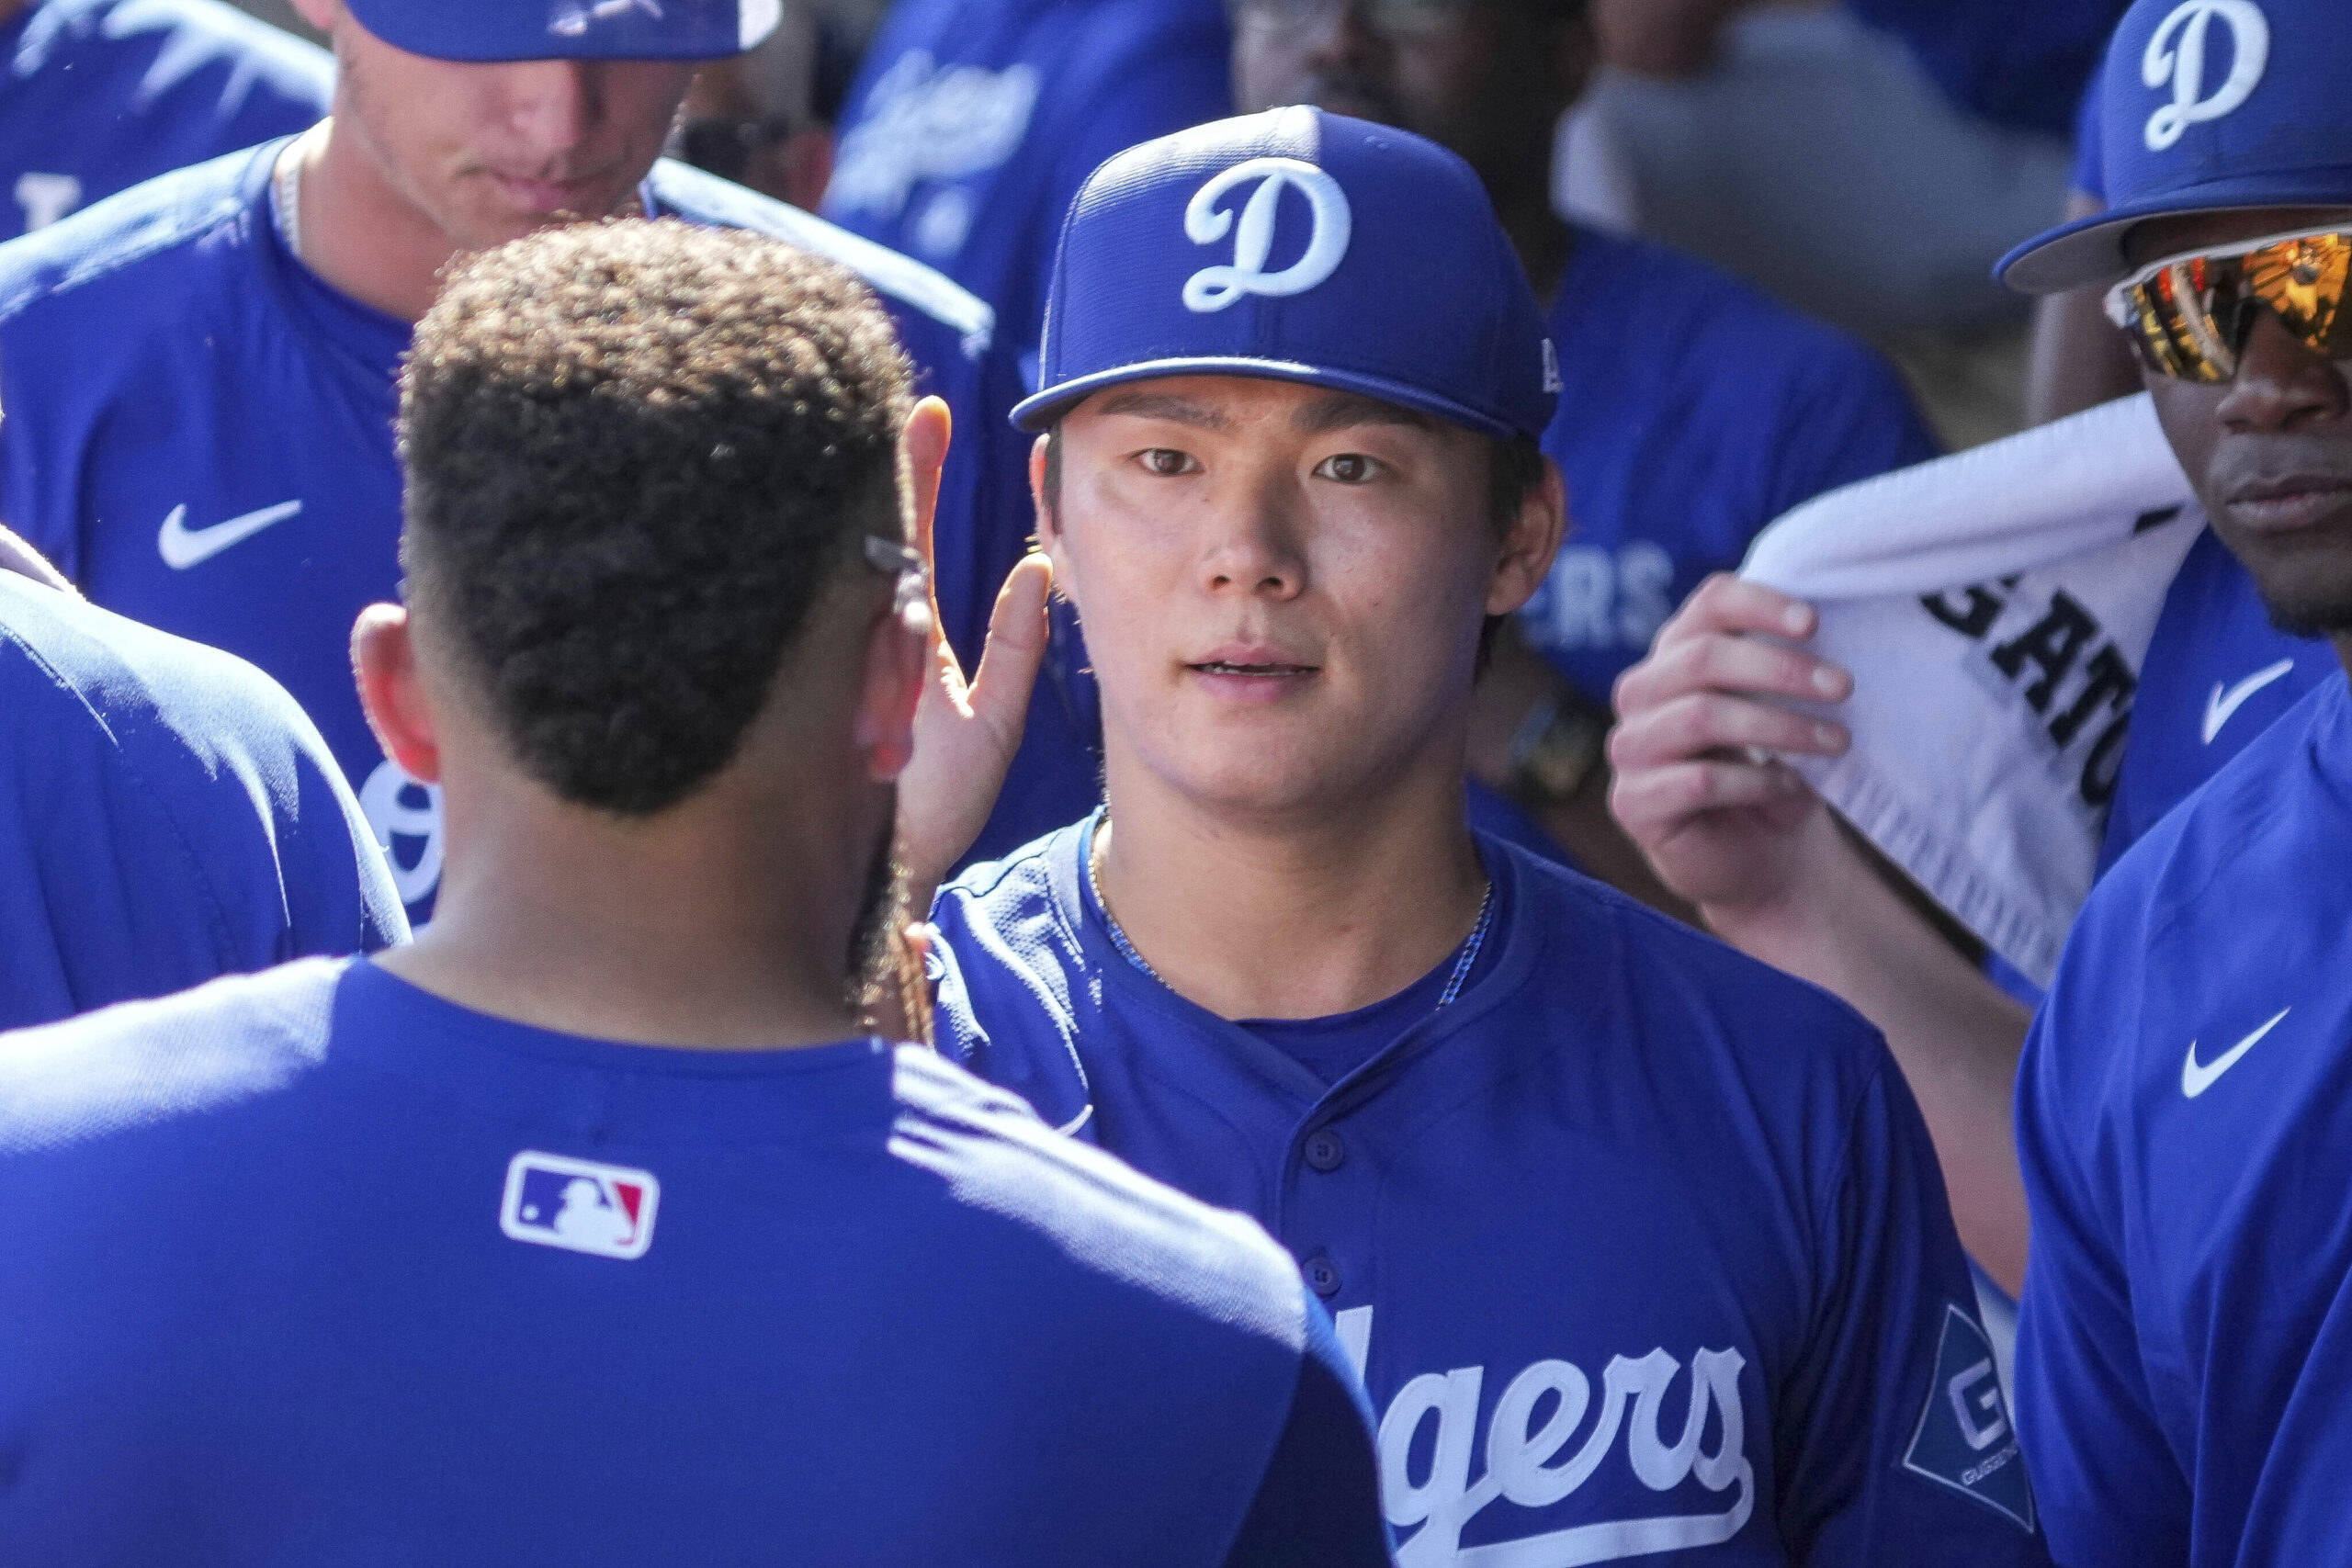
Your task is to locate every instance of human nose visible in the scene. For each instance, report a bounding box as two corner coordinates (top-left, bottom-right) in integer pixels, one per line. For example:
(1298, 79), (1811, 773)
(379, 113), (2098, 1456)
(2218, 309), (2352, 433)
(500, 60), (603, 154)
(1198, 483), (1308, 601)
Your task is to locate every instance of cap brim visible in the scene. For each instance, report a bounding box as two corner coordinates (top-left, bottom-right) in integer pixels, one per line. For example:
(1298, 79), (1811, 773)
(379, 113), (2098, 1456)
(345, 0), (775, 62)
(1011, 356), (1523, 439)
(1998, 167), (2352, 295)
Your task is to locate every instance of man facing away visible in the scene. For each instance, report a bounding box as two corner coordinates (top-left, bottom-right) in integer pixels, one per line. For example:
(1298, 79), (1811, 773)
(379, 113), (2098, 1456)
(0, 0), (1001, 928)
(921, 107), (2052, 1566)
(0, 221), (1389, 1567)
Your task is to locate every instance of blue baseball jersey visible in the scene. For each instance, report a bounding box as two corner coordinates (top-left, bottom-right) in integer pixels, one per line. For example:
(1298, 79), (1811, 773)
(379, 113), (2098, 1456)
(0, 0), (328, 240)
(823, 0), (1231, 862)
(0, 572), (402, 1030)
(0, 957), (1389, 1566)
(0, 141), (996, 926)
(2015, 671), (2352, 1568)
(933, 818), (2053, 1565)
(1521, 229), (1940, 710)
(2098, 527), (2331, 873)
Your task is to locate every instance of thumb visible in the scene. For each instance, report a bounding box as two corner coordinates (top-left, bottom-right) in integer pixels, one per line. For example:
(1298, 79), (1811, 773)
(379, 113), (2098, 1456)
(966, 552), (1053, 740)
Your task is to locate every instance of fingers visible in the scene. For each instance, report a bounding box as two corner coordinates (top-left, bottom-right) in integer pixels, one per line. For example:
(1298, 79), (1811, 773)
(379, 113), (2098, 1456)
(1615, 574), (1851, 718)
(1609, 755), (1811, 835)
(903, 394), (951, 592)
(967, 553), (1052, 738)
(1610, 690), (1848, 775)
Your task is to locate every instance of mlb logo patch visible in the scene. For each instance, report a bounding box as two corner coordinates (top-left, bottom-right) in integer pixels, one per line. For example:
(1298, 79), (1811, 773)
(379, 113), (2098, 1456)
(499, 1150), (660, 1260)
(1904, 1303), (2036, 1532)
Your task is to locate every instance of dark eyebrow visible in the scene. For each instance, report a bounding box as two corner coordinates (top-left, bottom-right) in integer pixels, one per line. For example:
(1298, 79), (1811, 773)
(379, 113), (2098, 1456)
(1292, 394), (1439, 436)
(1091, 389), (1232, 431)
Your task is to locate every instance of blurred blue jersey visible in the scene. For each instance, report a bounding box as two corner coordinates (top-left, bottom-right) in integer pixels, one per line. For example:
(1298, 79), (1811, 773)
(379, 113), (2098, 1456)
(0, 572), (401, 1031)
(1845, 0), (2128, 140)
(2098, 528), (2331, 872)
(2016, 672), (2352, 1568)
(0, 142), (994, 926)
(933, 818), (2053, 1565)
(0, 957), (1389, 1567)
(0, 0), (328, 240)
(823, 0), (1230, 862)
(1524, 229), (1940, 709)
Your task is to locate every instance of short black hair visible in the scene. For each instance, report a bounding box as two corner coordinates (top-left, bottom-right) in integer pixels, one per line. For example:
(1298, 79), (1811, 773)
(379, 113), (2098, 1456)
(400, 220), (911, 815)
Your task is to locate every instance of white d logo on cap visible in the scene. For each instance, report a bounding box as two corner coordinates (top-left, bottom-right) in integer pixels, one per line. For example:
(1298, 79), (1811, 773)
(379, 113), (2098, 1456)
(1182, 158), (1352, 313)
(2143, 0), (2270, 152)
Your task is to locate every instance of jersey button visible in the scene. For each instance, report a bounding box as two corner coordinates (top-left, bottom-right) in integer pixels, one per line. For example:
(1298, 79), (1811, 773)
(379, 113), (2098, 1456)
(1303, 1253), (1342, 1298)
(1303, 1129), (1346, 1171)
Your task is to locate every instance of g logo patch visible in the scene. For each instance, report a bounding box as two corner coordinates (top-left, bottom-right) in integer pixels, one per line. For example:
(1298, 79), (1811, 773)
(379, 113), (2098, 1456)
(2143, 0), (2270, 152)
(1182, 158), (1352, 313)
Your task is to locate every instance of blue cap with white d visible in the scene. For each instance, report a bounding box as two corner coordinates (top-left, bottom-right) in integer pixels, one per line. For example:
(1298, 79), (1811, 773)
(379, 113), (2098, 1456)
(1013, 107), (1559, 441)
(1999, 0), (2352, 294)
(345, 0), (779, 62)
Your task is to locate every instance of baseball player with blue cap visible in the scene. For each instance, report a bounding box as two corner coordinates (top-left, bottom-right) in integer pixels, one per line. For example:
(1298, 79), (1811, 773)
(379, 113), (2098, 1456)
(0, 0), (1011, 930)
(1979, 2), (2352, 1562)
(919, 106), (2052, 1565)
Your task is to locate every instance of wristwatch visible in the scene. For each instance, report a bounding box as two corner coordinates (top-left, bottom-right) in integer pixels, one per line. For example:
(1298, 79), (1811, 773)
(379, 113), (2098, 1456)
(1505, 694), (1609, 806)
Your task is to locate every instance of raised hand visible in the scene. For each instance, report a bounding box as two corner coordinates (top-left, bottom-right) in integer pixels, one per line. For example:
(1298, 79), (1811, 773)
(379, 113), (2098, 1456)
(1607, 572), (1851, 918)
(891, 397), (1053, 907)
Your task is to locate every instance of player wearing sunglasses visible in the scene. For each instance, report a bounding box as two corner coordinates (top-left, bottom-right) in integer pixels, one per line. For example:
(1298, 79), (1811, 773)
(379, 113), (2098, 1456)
(1986, 1), (2352, 1563)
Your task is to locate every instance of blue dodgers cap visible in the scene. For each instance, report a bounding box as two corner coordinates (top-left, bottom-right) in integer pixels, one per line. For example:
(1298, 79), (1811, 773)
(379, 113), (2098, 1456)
(344, 0), (779, 62)
(2000, 0), (2352, 294)
(1013, 107), (1559, 441)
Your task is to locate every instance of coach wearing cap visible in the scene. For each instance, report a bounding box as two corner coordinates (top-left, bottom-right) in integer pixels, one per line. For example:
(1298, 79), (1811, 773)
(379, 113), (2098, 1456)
(915, 105), (2053, 1565)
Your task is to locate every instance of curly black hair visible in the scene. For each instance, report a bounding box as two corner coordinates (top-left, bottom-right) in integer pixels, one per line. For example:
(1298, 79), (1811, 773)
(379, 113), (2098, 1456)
(400, 220), (912, 816)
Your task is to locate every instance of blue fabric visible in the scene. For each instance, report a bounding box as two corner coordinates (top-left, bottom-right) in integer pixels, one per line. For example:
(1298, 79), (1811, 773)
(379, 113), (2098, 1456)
(2097, 528), (2331, 874)
(1524, 229), (1940, 707)
(0, 0), (328, 242)
(0, 575), (402, 1031)
(2015, 673), (2352, 1568)
(343, 0), (775, 62)
(1843, 0), (2128, 140)
(2069, 70), (2105, 200)
(0, 143), (997, 927)
(0, 956), (1385, 1565)
(933, 816), (2053, 1562)
(822, 0), (1230, 864)
(2000, 0), (2352, 291)
(1012, 107), (1557, 442)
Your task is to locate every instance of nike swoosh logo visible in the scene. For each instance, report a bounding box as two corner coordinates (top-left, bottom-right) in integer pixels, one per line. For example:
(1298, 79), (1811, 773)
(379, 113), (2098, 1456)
(156, 500), (303, 570)
(2182, 1008), (2291, 1099)
(2202, 658), (2296, 744)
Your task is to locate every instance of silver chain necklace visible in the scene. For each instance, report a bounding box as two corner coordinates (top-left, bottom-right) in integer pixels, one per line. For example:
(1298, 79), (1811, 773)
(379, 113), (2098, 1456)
(1085, 826), (1498, 1011)
(271, 139), (303, 261)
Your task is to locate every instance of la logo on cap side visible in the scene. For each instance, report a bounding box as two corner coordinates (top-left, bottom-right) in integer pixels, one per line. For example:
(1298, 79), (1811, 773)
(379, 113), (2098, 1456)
(1182, 157), (1352, 313)
(500, 1150), (661, 1260)
(2142, 0), (2270, 152)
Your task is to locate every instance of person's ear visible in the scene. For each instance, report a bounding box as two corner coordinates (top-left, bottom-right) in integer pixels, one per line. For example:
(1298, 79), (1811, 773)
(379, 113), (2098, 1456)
(1486, 457), (1568, 618)
(1030, 433), (1078, 598)
(853, 594), (928, 781)
(352, 604), (444, 784)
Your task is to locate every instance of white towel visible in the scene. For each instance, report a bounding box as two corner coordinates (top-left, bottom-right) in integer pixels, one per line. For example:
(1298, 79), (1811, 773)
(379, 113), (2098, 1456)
(1739, 394), (2201, 986)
